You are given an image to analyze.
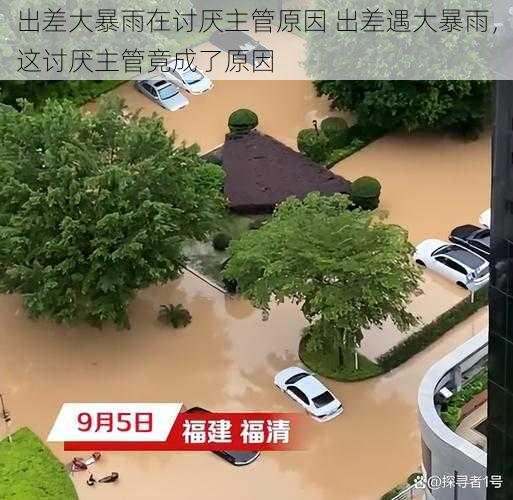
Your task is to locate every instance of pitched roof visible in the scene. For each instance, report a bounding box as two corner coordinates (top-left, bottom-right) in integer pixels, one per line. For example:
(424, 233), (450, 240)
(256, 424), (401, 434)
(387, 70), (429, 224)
(222, 132), (351, 214)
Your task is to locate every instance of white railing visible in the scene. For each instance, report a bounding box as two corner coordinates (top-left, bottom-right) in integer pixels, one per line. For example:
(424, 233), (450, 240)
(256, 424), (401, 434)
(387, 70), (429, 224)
(390, 482), (425, 500)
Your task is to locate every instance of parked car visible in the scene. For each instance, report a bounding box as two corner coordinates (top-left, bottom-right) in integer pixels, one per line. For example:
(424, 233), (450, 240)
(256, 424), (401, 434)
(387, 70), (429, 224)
(184, 407), (260, 466)
(479, 209), (491, 228)
(449, 225), (490, 260)
(274, 367), (343, 422)
(135, 79), (189, 111)
(164, 61), (213, 95)
(414, 239), (489, 291)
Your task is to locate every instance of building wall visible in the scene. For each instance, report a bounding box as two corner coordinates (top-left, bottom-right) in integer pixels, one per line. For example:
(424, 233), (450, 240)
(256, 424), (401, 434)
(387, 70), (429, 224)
(489, 81), (513, 500)
(418, 331), (488, 500)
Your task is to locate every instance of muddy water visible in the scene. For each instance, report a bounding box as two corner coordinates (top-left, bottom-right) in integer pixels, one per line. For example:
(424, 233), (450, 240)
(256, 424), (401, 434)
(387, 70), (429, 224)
(94, 80), (349, 152)
(332, 130), (492, 246)
(0, 270), (488, 500)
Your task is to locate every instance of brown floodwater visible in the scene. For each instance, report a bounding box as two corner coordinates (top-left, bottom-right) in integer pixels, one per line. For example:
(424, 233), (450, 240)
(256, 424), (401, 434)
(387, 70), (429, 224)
(3, 83), (492, 499)
(331, 130), (492, 246)
(0, 270), (488, 500)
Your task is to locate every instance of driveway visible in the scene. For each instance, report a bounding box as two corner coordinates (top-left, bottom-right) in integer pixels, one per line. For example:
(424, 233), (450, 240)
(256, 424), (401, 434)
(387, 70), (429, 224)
(0, 271), (488, 500)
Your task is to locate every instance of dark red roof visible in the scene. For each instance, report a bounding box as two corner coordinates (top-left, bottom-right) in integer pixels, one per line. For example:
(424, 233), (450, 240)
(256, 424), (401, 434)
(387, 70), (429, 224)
(222, 132), (351, 214)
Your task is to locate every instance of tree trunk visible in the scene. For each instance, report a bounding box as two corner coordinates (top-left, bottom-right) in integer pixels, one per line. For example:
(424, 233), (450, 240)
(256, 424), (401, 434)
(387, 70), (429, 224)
(354, 351), (359, 371)
(337, 345), (344, 368)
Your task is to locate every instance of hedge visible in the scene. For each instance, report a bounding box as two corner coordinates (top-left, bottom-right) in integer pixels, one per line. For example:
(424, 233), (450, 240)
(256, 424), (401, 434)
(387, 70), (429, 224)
(377, 287), (488, 372)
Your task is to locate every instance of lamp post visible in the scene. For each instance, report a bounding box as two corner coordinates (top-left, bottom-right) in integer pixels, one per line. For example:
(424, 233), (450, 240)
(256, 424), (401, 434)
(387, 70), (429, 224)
(312, 119), (319, 135)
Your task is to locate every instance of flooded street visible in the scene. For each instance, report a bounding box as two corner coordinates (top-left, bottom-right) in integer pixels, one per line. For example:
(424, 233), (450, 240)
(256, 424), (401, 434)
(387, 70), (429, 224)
(103, 80), (348, 152)
(332, 130), (491, 246)
(0, 270), (488, 500)
(1, 82), (493, 499)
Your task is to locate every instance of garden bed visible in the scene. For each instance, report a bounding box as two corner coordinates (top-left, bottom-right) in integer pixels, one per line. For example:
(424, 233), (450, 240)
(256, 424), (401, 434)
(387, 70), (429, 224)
(183, 212), (267, 285)
(299, 335), (383, 382)
(0, 428), (77, 499)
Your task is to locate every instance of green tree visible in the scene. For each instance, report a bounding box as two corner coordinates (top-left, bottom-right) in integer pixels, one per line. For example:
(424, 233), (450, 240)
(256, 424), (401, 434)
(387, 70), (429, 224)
(314, 81), (491, 135)
(0, 98), (225, 328)
(223, 193), (422, 368)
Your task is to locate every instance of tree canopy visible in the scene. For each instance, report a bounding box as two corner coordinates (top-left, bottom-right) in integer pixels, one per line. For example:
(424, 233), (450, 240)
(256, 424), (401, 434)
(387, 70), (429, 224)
(223, 193), (423, 356)
(314, 81), (491, 134)
(0, 98), (225, 327)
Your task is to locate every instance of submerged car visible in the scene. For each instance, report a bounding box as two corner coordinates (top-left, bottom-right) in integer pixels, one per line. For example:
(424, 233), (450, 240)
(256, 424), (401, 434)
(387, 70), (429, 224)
(184, 407), (260, 466)
(274, 367), (343, 422)
(449, 225), (490, 260)
(414, 239), (489, 291)
(209, 32), (269, 62)
(164, 60), (213, 95)
(135, 79), (189, 111)
(479, 209), (491, 228)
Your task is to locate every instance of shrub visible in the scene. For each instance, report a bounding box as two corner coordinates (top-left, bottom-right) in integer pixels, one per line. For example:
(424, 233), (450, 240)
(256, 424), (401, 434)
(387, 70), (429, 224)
(228, 109), (258, 135)
(350, 176), (382, 210)
(320, 116), (348, 149)
(212, 232), (232, 251)
(297, 128), (329, 163)
(440, 372), (488, 430)
(407, 472), (423, 486)
(158, 304), (192, 328)
(377, 287), (488, 372)
(203, 154), (223, 166)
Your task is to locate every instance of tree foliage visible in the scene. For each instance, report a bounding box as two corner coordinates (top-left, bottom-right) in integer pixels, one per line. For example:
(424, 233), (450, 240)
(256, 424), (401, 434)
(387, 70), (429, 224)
(314, 81), (492, 134)
(223, 193), (423, 355)
(0, 98), (225, 327)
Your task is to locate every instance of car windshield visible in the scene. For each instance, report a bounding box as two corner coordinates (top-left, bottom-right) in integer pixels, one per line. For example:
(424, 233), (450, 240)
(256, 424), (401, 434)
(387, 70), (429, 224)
(312, 391), (335, 408)
(182, 69), (203, 85)
(443, 245), (485, 270)
(285, 372), (310, 385)
(158, 85), (179, 100)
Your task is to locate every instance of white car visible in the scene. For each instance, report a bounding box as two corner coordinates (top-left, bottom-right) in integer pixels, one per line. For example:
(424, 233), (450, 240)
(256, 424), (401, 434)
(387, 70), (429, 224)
(163, 61), (213, 95)
(414, 239), (489, 291)
(135, 79), (189, 111)
(274, 367), (343, 422)
(479, 209), (491, 228)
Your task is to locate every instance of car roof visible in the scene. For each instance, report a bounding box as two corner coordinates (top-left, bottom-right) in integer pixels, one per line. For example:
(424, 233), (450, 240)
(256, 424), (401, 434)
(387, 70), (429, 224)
(294, 374), (328, 397)
(143, 79), (176, 90)
(441, 245), (485, 269)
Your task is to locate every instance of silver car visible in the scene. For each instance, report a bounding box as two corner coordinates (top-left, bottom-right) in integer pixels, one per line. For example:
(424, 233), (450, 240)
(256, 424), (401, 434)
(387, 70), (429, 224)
(135, 79), (189, 112)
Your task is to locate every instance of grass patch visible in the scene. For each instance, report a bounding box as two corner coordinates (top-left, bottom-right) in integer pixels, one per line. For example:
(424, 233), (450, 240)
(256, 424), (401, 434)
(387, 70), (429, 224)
(184, 213), (268, 285)
(0, 427), (77, 499)
(299, 335), (383, 382)
(440, 372), (488, 431)
(377, 287), (488, 372)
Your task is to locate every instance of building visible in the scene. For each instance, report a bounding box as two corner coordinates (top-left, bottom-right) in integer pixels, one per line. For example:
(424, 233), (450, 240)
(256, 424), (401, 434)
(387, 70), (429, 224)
(418, 330), (488, 500)
(417, 81), (513, 500)
(488, 80), (513, 500)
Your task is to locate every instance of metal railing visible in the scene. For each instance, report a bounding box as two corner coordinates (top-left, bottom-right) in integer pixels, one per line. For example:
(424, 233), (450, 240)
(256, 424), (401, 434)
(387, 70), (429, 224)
(390, 482), (425, 500)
